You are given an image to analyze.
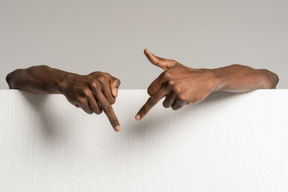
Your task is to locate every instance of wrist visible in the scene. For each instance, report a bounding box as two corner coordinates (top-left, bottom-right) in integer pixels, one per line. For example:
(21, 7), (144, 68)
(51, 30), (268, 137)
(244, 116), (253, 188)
(210, 68), (224, 91)
(56, 71), (77, 95)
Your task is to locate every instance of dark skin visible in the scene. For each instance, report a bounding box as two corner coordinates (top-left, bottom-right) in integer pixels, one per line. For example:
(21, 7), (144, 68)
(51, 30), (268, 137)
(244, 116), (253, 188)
(6, 66), (121, 132)
(6, 49), (279, 130)
(135, 49), (279, 121)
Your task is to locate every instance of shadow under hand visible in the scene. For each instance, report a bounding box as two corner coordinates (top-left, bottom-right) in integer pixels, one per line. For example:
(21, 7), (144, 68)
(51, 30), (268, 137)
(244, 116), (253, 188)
(21, 91), (65, 143)
(126, 91), (243, 139)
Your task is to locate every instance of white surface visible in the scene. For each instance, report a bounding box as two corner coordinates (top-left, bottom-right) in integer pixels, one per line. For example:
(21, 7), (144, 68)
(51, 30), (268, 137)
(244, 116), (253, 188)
(0, 0), (288, 89)
(0, 89), (288, 192)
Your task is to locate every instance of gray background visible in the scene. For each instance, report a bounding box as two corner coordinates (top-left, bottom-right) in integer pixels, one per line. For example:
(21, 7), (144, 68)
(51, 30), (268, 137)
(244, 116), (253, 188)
(0, 0), (287, 89)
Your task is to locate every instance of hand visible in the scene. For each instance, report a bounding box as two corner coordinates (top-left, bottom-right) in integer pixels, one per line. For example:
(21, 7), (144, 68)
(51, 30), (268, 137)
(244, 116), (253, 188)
(63, 71), (121, 131)
(135, 49), (219, 121)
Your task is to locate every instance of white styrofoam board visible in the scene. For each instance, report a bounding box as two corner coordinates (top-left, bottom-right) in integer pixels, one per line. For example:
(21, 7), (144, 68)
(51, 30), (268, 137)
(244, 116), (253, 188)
(0, 89), (288, 192)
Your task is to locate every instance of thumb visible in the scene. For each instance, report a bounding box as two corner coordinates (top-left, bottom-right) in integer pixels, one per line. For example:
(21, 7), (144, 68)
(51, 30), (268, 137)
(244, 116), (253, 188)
(110, 78), (121, 98)
(144, 49), (177, 70)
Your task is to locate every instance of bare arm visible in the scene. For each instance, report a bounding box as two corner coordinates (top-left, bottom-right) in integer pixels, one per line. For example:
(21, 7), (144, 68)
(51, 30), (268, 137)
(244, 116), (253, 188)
(6, 65), (122, 132)
(213, 64), (279, 92)
(6, 65), (73, 94)
(136, 49), (279, 121)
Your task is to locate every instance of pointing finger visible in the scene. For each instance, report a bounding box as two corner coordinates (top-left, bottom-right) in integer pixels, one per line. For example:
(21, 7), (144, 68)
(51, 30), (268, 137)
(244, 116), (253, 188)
(92, 84), (121, 132)
(135, 87), (169, 121)
(147, 73), (164, 96)
(98, 93), (121, 132)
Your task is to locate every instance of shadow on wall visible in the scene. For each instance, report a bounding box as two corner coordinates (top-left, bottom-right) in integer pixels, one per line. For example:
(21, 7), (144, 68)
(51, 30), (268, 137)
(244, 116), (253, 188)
(20, 90), (243, 144)
(20, 91), (66, 143)
(114, 91), (244, 139)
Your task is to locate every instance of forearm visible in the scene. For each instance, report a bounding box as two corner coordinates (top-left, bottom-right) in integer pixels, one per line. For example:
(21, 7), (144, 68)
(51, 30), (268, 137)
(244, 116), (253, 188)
(6, 65), (73, 94)
(212, 64), (279, 92)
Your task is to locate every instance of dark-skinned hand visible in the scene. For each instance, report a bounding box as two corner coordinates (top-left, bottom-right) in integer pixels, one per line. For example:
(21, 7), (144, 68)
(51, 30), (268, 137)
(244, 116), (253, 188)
(6, 66), (121, 132)
(64, 72), (121, 131)
(6, 53), (279, 130)
(135, 49), (279, 121)
(135, 49), (219, 121)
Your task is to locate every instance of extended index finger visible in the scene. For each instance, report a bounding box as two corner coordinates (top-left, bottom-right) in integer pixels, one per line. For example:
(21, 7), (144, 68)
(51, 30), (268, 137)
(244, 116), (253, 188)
(96, 91), (121, 132)
(135, 87), (169, 121)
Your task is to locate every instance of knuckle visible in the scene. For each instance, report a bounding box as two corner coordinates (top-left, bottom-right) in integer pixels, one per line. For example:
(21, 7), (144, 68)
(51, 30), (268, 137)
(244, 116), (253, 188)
(103, 105), (112, 112)
(82, 88), (90, 96)
(140, 107), (147, 115)
(102, 72), (110, 76)
(147, 87), (153, 96)
(147, 96), (155, 105)
(172, 85), (181, 94)
(103, 72), (113, 79)
(167, 80), (175, 87)
(97, 76), (106, 83)
(162, 71), (171, 80)
(89, 71), (99, 76)
(90, 81), (98, 89)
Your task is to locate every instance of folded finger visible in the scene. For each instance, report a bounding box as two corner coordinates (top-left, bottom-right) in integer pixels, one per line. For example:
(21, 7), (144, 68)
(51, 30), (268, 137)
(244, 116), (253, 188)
(102, 80), (116, 104)
(171, 99), (187, 110)
(78, 98), (93, 114)
(85, 94), (102, 115)
(110, 78), (121, 97)
(162, 92), (177, 108)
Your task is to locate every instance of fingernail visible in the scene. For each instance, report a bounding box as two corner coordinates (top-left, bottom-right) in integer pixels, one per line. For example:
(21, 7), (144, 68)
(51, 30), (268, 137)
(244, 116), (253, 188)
(114, 88), (118, 97)
(115, 125), (121, 132)
(135, 114), (141, 121)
